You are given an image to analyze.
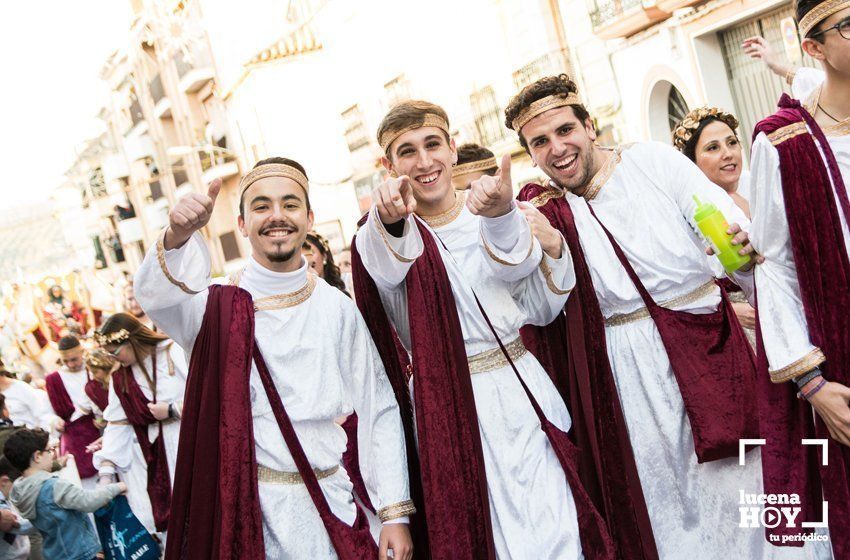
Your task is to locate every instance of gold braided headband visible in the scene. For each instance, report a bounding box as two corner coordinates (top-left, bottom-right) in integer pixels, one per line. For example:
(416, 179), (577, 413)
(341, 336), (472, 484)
(85, 349), (117, 371)
(799, 0), (850, 36)
(306, 231), (330, 254)
(239, 164), (309, 199)
(94, 328), (130, 347)
(453, 157), (498, 177)
(379, 114), (450, 153)
(671, 106), (739, 152)
(510, 93), (582, 132)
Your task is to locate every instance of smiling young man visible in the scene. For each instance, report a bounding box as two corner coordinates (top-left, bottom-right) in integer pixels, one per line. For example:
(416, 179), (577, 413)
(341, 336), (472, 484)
(748, 0), (850, 555)
(352, 100), (613, 559)
(507, 75), (820, 559)
(132, 157), (414, 560)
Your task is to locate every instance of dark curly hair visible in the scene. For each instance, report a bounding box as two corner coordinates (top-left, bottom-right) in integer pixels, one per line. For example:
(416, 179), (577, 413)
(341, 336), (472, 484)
(239, 157), (311, 217)
(456, 143), (498, 172)
(305, 233), (349, 296)
(4, 428), (49, 472)
(504, 74), (592, 152)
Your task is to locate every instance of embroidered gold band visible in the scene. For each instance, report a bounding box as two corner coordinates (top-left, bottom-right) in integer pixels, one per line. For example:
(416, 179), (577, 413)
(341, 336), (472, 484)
(468, 338), (528, 374)
(257, 463), (339, 484)
(374, 209), (416, 263)
(453, 157), (498, 177)
(380, 114), (450, 153)
(604, 280), (718, 327)
(799, 0), (850, 36)
(768, 122), (808, 146)
(156, 230), (202, 295)
(481, 220), (535, 266)
(530, 187), (565, 208)
(511, 93), (582, 132)
(769, 347), (826, 383)
(420, 193), (465, 228)
(252, 274), (317, 312)
(377, 500), (417, 522)
(239, 163), (309, 200)
(582, 146), (622, 201)
(108, 417), (178, 427)
(539, 246), (572, 296)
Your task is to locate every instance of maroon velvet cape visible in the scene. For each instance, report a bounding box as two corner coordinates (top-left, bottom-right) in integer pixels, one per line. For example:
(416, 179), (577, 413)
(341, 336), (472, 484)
(165, 284), (379, 560)
(44, 371), (100, 479)
(112, 363), (172, 532)
(753, 95), (850, 556)
(84, 379), (109, 413)
(351, 216), (614, 559)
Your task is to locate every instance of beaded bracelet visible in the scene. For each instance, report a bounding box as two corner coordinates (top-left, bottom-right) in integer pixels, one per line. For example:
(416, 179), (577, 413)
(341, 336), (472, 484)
(800, 377), (827, 401)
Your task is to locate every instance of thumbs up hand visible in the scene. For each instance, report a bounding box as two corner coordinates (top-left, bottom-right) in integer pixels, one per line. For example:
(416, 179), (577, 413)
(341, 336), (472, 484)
(467, 154), (514, 218)
(164, 178), (222, 249)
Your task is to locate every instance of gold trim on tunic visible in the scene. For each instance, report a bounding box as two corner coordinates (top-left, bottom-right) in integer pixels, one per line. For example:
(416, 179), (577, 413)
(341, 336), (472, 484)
(468, 338), (528, 374)
(768, 122), (808, 146)
(511, 93), (582, 132)
(377, 500), (417, 522)
(480, 215), (535, 267)
(419, 193), (465, 229)
(530, 187), (565, 208)
(769, 347), (826, 383)
(582, 147), (622, 201)
(804, 87), (850, 138)
(374, 210), (417, 264)
(251, 274), (317, 312)
(799, 0), (850, 36)
(539, 248), (572, 295)
(604, 280), (717, 327)
(156, 230), (202, 295)
(257, 463), (339, 484)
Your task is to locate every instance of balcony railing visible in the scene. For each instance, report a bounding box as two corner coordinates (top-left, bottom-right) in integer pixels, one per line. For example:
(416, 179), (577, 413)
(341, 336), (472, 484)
(175, 49), (215, 92)
(590, 0), (669, 39)
(200, 150), (237, 173)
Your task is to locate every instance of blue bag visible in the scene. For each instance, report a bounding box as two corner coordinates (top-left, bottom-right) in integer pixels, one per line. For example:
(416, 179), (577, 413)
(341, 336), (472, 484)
(94, 495), (160, 560)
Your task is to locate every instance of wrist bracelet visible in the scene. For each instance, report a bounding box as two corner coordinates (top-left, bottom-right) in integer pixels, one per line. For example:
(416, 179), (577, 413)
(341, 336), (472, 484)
(801, 378), (827, 401)
(167, 402), (174, 419)
(794, 368), (822, 389)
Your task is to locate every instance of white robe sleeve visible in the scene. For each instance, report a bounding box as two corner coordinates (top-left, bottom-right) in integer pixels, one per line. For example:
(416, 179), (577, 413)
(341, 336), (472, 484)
(479, 203), (542, 282)
(340, 302), (413, 524)
(355, 206), (423, 290)
(93, 378), (135, 474)
(647, 143), (755, 298)
(749, 132), (824, 382)
(791, 67), (826, 101)
(508, 234), (575, 326)
(133, 232), (210, 352)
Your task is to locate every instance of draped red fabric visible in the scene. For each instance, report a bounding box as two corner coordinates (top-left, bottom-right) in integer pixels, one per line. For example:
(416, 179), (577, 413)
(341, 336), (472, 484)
(112, 365), (172, 532)
(45, 372), (99, 479)
(84, 379), (109, 413)
(753, 95), (850, 555)
(164, 284), (263, 560)
(517, 189), (658, 560)
(352, 217), (615, 559)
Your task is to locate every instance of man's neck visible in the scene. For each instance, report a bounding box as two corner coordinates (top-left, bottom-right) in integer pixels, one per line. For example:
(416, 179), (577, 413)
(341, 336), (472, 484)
(253, 253), (303, 274)
(561, 146), (608, 196)
(819, 67), (850, 122)
(416, 191), (457, 217)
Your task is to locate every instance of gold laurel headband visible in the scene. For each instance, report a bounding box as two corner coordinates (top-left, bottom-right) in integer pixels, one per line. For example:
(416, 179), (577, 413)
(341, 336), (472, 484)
(94, 328), (130, 347)
(799, 0), (850, 36)
(380, 114), (450, 153)
(239, 164), (309, 199)
(453, 157), (498, 177)
(671, 106), (739, 152)
(85, 349), (117, 370)
(511, 93), (582, 132)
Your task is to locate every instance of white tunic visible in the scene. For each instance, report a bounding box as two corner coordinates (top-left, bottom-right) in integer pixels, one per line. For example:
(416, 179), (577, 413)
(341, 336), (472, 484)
(2, 380), (52, 430)
(560, 142), (815, 559)
(132, 235), (412, 559)
(356, 199), (583, 560)
(51, 367), (96, 422)
(750, 105), (850, 378)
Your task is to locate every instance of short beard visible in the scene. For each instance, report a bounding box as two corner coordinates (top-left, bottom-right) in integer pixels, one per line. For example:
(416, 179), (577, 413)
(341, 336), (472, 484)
(266, 247), (298, 264)
(549, 141), (596, 193)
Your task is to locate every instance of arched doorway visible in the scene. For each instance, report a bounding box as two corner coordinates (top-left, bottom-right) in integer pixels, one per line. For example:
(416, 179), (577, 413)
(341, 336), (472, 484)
(647, 79), (690, 143)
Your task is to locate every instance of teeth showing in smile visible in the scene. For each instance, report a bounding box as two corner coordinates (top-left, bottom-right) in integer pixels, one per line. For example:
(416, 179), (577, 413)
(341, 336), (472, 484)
(721, 164), (737, 171)
(264, 228), (295, 238)
(417, 171), (439, 184)
(553, 155), (577, 170)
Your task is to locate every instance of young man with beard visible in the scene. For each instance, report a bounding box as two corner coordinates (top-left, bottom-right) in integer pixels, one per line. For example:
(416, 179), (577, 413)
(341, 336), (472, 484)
(352, 100), (613, 559)
(748, 0), (850, 555)
(44, 336), (100, 489)
(508, 75), (819, 559)
(132, 157), (414, 559)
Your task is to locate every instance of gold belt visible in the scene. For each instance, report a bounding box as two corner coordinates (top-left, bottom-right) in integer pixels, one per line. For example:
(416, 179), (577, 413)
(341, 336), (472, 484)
(257, 463), (339, 484)
(468, 338), (528, 374)
(604, 280), (718, 327)
(107, 417), (178, 427)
